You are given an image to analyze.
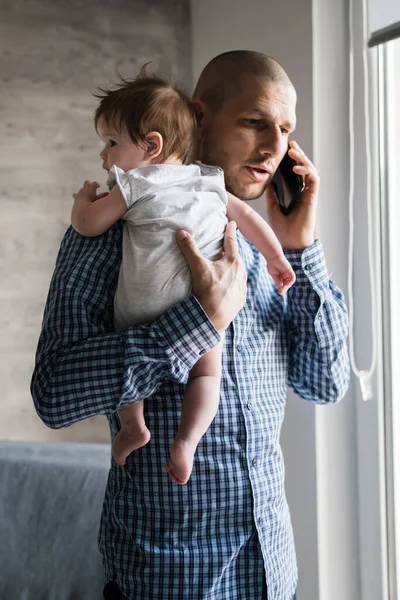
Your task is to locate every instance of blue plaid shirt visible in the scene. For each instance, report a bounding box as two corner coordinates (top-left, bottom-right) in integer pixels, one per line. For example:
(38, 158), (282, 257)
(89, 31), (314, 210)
(31, 221), (349, 600)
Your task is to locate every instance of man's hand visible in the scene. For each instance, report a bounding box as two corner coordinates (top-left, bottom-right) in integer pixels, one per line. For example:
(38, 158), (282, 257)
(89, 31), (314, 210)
(176, 221), (247, 332)
(266, 140), (319, 251)
(73, 180), (108, 204)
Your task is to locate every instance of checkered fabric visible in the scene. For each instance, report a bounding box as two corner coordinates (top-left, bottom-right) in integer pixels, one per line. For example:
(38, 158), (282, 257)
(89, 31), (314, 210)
(31, 222), (349, 600)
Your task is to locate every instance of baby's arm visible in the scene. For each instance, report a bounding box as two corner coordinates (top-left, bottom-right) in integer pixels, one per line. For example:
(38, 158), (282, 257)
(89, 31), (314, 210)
(226, 192), (296, 294)
(71, 181), (127, 237)
(227, 191), (284, 260)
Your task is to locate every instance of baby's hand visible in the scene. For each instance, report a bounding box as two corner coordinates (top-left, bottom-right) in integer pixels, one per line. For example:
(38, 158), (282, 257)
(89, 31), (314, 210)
(266, 254), (296, 295)
(73, 180), (108, 204)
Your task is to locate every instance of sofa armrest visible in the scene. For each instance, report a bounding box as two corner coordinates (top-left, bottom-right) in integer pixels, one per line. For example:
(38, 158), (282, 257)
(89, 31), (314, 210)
(0, 441), (110, 600)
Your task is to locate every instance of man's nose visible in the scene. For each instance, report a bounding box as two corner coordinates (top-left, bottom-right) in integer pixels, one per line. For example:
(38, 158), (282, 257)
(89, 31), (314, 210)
(257, 127), (284, 158)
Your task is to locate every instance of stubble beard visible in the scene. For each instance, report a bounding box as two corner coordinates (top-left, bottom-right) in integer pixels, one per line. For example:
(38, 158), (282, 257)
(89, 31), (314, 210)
(224, 171), (269, 201)
(200, 139), (268, 201)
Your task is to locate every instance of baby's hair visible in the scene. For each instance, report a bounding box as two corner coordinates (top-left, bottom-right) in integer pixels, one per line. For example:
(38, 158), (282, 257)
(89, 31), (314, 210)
(93, 65), (198, 162)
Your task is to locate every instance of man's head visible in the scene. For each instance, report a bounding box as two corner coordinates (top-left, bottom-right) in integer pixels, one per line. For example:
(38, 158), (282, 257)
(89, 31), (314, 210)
(193, 51), (297, 200)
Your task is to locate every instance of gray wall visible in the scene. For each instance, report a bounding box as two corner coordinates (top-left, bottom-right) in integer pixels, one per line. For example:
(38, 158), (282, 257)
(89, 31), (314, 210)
(0, 0), (191, 442)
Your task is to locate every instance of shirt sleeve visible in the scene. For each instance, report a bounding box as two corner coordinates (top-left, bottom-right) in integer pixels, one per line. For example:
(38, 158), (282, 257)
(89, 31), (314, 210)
(30, 222), (220, 429)
(284, 240), (350, 404)
(107, 165), (141, 209)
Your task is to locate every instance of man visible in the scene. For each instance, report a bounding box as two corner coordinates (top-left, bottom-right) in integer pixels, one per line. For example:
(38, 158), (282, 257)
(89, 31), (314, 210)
(31, 51), (350, 600)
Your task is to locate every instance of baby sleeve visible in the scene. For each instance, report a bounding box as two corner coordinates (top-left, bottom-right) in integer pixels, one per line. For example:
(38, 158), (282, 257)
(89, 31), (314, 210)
(107, 165), (142, 209)
(196, 161), (228, 206)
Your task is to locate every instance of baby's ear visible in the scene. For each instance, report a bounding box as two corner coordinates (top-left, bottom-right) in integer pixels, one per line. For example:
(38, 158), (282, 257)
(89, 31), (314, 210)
(146, 131), (163, 160)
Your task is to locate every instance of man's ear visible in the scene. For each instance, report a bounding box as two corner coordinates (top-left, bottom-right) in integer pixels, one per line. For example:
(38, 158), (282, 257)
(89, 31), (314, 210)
(191, 100), (207, 127)
(145, 131), (163, 160)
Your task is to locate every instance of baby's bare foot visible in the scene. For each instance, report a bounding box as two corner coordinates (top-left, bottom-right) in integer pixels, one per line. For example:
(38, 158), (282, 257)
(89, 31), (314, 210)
(165, 438), (197, 485)
(113, 425), (150, 466)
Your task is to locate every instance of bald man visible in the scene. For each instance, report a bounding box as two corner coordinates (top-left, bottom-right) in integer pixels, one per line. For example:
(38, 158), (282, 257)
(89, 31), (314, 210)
(31, 51), (350, 600)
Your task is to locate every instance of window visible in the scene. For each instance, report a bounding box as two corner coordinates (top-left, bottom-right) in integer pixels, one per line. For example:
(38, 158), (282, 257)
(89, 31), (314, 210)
(378, 36), (400, 599)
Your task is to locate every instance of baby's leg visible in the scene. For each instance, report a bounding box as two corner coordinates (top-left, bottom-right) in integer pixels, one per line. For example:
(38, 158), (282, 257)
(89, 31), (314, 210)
(112, 401), (151, 466)
(165, 335), (224, 485)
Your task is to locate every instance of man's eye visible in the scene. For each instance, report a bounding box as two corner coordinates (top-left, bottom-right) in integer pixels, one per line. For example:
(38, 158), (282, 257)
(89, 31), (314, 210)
(109, 140), (117, 147)
(245, 118), (262, 126)
(280, 128), (289, 134)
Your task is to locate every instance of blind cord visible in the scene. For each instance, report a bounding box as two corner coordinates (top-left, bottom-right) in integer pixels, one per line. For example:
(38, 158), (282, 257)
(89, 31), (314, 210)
(348, 0), (378, 400)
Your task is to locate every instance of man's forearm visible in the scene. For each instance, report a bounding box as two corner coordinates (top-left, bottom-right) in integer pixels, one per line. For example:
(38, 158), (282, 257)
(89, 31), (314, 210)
(32, 297), (220, 429)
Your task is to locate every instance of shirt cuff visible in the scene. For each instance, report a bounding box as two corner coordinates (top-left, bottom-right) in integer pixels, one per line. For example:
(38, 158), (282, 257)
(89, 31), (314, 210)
(157, 296), (221, 370)
(284, 240), (331, 301)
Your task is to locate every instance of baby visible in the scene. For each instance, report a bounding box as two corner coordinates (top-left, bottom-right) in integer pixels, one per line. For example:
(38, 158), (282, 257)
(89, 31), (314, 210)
(71, 69), (295, 485)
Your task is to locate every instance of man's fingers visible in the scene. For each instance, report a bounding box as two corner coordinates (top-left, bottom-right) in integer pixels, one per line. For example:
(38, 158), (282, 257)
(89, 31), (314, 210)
(293, 164), (318, 183)
(265, 185), (281, 213)
(176, 230), (204, 271)
(222, 221), (239, 259)
(288, 141), (314, 169)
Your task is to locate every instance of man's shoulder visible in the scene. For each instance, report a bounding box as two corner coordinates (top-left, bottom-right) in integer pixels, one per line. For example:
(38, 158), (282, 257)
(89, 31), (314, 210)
(48, 222), (123, 304)
(56, 222), (123, 273)
(61, 222), (123, 251)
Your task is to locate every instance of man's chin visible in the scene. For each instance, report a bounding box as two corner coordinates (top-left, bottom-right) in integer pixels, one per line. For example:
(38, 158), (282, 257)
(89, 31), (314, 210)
(239, 192), (266, 201)
(227, 179), (268, 201)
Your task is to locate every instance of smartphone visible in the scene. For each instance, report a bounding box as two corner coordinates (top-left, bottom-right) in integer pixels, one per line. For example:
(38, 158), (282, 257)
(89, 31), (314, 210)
(271, 148), (304, 215)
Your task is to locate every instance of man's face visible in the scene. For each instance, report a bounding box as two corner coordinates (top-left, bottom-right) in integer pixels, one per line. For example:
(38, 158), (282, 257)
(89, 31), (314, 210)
(197, 77), (297, 200)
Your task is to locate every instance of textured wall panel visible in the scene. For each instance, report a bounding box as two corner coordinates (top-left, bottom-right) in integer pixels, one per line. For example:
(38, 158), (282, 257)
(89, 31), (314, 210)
(0, 0), (191, 442)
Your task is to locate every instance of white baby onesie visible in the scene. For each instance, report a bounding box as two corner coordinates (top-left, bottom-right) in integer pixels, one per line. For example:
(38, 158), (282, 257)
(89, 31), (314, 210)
(108, 161), (228, 331)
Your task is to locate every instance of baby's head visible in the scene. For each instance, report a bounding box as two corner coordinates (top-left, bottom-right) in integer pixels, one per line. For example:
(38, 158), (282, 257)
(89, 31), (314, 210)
(94, 68), (198, 173)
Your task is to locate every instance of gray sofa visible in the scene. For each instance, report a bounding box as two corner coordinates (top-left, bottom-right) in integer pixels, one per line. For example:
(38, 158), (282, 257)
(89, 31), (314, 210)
(0, 441), (111, 600)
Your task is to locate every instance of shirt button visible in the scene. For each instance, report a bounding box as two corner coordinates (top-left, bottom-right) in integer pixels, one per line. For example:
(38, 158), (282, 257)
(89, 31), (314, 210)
(304, 263), (313, 271)
(318, 313), (323, 319)
(247, 403), (252, 411)
(258, 516), (263, 525)
(252, 457), (258, 467)
(236, 344), (242, 353)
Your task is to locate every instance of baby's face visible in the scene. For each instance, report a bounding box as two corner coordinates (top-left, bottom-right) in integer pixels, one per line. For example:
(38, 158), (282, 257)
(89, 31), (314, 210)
(97, 115), (150, 173)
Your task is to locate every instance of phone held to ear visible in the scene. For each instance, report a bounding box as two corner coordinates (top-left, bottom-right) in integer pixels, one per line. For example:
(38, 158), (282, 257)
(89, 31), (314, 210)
(271, 148), (305, 215)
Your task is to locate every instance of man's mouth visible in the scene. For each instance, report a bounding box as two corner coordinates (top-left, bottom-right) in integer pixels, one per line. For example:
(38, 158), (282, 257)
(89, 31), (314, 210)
(244, 165), (273, 183)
